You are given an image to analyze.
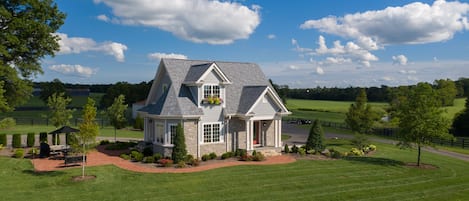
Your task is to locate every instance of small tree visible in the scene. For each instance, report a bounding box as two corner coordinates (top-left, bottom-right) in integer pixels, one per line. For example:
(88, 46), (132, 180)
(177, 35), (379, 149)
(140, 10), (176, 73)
(395, 83), (452, 166)
(172, 123), (187, 163)
(107, 94), (128, 141)
(48, 92), (74, 128)
(306, 119), (325, 153)
(77, 98), (99, 178)
(27, 133), (35, 147)
(345, 89), (376, 134)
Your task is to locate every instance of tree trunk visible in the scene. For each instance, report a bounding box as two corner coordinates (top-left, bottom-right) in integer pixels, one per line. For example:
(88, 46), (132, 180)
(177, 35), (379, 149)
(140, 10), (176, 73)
(417, 144), (421, 166)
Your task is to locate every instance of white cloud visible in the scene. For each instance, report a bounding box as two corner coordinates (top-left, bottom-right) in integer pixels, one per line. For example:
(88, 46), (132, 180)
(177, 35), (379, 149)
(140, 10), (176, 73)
(55, 33), (128, 62)
(392, 55), (408, 65)
(148, 52), (188, 61)
(97, 14), (109, 22)
(267, 34), (276, 39)
(399, 70), (417, 74)
(49, 64), (97, 78)
(301, 0), (469, 46)
(316, 66), (324, 75)
(433, 57), (439, 62)
(288, 65), (300, 70)
(94, 0), (260, 45)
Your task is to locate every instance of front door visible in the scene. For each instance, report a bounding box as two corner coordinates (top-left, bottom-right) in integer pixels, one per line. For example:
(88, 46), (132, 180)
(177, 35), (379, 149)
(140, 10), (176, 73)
(253, 121), (260, 145)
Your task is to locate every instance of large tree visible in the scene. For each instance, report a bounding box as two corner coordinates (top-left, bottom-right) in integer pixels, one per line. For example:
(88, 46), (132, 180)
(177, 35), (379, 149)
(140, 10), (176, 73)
(107, 94), (128, 141)
(394, 83), (452, 166)
(40, 78), (67, 104)
(77, 98), (99, 178)
(452, 93), (469, 137)
(305, 119), (325, 153)
(434, 79), (457, 106)
(345, 88), (376, 134)
(47, 92), (73, 128)
(0, 0), (66, 110)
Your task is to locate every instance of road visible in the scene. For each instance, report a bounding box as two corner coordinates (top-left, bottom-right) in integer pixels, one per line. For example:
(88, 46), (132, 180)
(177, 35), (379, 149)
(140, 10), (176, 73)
(282, 122), (469, 162)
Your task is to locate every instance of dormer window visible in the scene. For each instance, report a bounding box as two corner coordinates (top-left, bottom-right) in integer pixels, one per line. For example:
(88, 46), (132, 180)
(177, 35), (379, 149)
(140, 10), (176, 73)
(203, 85), (220, 98)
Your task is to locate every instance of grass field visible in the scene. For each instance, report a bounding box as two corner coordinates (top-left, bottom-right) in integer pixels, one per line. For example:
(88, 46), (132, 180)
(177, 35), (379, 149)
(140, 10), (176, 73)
(1, 140), (468, 200)
(285, 98), (466, 123)
(20, 93), (105, 108)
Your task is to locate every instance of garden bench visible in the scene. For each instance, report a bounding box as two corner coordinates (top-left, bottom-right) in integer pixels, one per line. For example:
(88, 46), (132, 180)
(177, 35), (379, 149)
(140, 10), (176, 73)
(64, 155), (86, 166)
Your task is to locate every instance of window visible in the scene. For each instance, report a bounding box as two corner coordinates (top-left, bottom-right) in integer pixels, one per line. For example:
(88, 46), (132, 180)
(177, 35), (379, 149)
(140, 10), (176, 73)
(203, 123), (222, 143)
(203, 85), (220, 98)
(156, 124), (164, 143)
(169, 124), (177, 144)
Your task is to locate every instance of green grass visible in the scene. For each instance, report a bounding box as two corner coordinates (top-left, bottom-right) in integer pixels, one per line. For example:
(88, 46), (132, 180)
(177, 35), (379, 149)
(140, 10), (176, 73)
(0, 125), (143, 139)
(1, 141), (469, 200)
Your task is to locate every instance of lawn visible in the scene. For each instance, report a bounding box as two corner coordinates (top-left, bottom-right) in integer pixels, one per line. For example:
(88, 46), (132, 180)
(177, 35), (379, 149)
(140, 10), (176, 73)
(1, 141), (469, 200)
(0, 125), (143, 139)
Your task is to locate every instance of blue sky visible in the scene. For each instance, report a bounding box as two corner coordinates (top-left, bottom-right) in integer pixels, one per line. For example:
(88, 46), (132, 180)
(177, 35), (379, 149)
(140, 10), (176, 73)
(38, 0), (469, 88)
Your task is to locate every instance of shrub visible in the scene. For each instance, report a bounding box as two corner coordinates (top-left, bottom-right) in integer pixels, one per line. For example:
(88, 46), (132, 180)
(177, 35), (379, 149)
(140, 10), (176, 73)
(291, 144), (299, 153)
(201, 154), (210, 161)
(171, 123), (187, 163)
(29, 148), (39, 156)
(14, 149), (24, 158)
(284, 144), (290, 153)
(0, 134), (6, 147)
(298, 148), (306, 156)
(235, 149), (247, 157)
(39, 132), (48, 143)
(239, 154), (253, 161)
(143, 147), (153, 156)
(368, 144), (377, 151)
(351, 133), (369, 151)
(188, 158), (200, 166)
(176, 161), (186, 168)
(329, 148), (343, 159)
(0, 144), (3, 150)
(0, 117), (16, 129)
(153, 153), (162, 161)
(184, 154), (194, 163)
(131, 151), (144, 162)
(106, 141), (137, 150)
(158, 158), (173, 167)
(209, 152), (217, 160)
(120, 154), (131, 160)
(221, 152), (234, 159)
(27, 133), (35, 147)
(133, 114), (144, 130)
(12, 134), (21, 148)
(99, 140), (110, 145)
(142, 156), (155, 163)
(252, 151), (265, 161)
(350, 148), (364, 156)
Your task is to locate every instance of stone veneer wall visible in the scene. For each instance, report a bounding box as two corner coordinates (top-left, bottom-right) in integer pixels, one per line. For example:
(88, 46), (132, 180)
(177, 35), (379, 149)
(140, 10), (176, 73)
(200, 143), (226, 156)
(264, 120), (275, 147)
(184, 119), (198, 156)
(230, 118), (246, 150)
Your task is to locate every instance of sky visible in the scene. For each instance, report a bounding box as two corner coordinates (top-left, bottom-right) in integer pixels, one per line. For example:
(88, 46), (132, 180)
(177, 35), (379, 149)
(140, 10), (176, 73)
(37, 0), (469, 88)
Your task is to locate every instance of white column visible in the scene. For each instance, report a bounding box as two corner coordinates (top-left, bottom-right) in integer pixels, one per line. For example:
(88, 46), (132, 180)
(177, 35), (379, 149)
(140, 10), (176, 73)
(273, 120), (278, 148)
(277, 119), (282, 147)
(245, 120), (249, 150)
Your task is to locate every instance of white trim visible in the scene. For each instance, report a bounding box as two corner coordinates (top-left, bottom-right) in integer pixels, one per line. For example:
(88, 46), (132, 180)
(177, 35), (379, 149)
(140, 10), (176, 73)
(197, 63), (232, 84)
(245, 87), (290, 116)
(201, 122), (224, 144)
(166, 123), (178, 145)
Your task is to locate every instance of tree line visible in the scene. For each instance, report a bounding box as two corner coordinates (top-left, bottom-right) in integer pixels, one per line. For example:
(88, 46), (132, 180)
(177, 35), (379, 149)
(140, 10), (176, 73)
(273, 77), (469, 106)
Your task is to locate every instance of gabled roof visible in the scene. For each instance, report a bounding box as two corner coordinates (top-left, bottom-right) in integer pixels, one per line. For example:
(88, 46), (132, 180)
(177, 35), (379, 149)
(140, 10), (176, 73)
(140, 58), (289, 117)
(183, 62), (231, 85)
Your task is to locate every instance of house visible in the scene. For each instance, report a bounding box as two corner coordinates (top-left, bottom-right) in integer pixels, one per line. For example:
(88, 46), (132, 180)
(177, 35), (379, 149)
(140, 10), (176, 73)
(138, 59), (290, 158)
(131, 99), (146, 119)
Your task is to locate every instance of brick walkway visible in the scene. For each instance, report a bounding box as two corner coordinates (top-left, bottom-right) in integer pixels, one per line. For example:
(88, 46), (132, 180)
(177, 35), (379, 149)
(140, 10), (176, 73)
(31, 146), (296, 173)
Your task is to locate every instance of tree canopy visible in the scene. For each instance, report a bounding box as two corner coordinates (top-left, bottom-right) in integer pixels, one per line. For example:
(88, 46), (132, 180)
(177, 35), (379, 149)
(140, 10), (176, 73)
(47, 92), (73, 128)
(394, 83), (452, 166)
(77, 98), (99, 178)
(107, 94), (128, 141)
(40, 78), (67, 104)
(452, 94), (469, 137)
(434, 79), (457, 106)
(0, 0), (65, 110)
(345, 88), (376, 134)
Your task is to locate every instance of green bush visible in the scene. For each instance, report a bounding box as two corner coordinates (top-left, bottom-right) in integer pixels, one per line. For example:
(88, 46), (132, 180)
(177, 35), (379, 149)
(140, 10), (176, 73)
(131, 151), (144, 162)
(39, 132), (48, 143)
(350, 148), (364, 156)
(284, 144), (290, 153)
(153, 153), (162, 161)
(158, 158), (173, 167)
(221, 152), (233, 159)
(188, 158), (200, 166)
(291, 144), (299, 153)
(235, 149), (247, 157)
(99, 140), (110, 145)
(0, 117), (16, 129)
(209, 152), (217, 160)
(0, 144), (4, 150)
(29, 148), (39, 156)
(27, 133), (35, 147)
(329, 149), (343, 159)
(106, 141), (137, 150)
(0, 134), (6, 147)
(120, 154), (131, 160)
(252, 151), (265, 161)
(184, 154), (194, 163)
(133, 114), (144, 130)
(298, 148), (306, 156)
(201, 154), (210, 161)
(368, 144), (377, 151)
(12, 134), (21, 148)
(14, 149), (24, 158)
(143, 147), (153, 156)
(176, 161), (186, 168)
(142, 156), (155, 163)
